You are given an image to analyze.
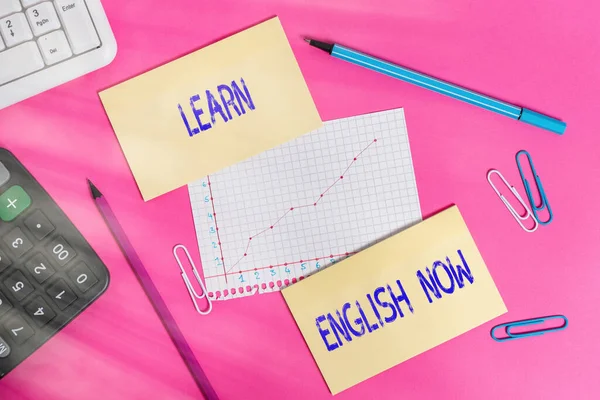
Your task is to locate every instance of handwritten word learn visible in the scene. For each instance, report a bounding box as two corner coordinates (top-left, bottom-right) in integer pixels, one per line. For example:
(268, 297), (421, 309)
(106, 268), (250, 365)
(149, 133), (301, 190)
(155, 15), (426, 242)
(178, 78), (255, 137)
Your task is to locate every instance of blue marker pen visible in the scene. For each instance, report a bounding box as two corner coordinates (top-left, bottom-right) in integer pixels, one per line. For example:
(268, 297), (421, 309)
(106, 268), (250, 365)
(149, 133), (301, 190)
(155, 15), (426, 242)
(305, 39), (566, 135)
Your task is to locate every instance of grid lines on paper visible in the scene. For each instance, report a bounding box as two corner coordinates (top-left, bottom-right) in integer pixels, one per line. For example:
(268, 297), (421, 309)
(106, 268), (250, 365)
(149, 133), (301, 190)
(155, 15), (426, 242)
(188, 109), (421, 300)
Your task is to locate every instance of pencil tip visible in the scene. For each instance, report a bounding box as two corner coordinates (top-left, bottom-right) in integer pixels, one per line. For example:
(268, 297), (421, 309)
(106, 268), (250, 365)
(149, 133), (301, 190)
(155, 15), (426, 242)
(87, 179), (102, 199)
(303, 38), (311, 43)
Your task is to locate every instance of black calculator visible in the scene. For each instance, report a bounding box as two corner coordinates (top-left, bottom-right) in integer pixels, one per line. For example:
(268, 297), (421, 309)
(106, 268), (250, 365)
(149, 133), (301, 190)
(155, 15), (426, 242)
(0, 149), (109, 378)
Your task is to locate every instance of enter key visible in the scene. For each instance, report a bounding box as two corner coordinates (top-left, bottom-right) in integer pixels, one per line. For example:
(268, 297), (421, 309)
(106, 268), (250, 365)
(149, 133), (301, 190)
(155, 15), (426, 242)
(55, 0), (100, 55)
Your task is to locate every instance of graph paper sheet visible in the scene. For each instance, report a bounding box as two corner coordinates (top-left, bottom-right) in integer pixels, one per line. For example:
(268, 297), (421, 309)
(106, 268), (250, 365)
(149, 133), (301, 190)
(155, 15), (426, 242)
(189, 108), (421, 301)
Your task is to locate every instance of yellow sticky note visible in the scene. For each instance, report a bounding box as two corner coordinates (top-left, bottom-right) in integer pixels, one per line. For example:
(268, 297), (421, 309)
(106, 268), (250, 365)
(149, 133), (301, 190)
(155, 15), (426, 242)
(99, 17), (322, 201)
(282, 206), (506, 395)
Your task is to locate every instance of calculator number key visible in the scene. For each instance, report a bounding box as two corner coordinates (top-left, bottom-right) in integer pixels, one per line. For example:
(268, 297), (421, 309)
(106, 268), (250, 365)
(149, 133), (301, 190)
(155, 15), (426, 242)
(25, 209), (55, 240)
(0, 161), (10, 187)
(47, 236), (76, 266)
(0, 336), (10, 358)
(47, 279), (77, 310)
(67, 262), (98, 293)
(3, 270), (34, 301)
(25, 253), (55, 283)
(4, 315), (34, 345)
(0, 248), (11, 274)
(0, 292), (12, 319)
(3, 227), (33, 258)
(25, 296), (56, 327)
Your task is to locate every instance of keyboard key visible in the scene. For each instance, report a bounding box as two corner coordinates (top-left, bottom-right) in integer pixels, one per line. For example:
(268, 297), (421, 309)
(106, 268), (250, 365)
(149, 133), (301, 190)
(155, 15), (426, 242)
(67, 262), (98, 293)
(47, 235), (76, 266)
(0, 12), (33, 47)
(24, 296), (56, 327)
(38, 29), (72, 65)
(3, 270), (34, 301)
(4, 315), (34, 345)
(46, 279), (77, 310)
(0, 161), (10, 187)
(55, 0), (99, 55)
(0, 41), (44, 85)
(25, 209), (55, 240)
(0, 248), (11, 274)
(21, 1), (44, 8)
(0, 336), (10, 358)
(0, 185), (31, 222)
(0, 1), (21, 18)
(0, 35), (4, 51)
(25, 253), (55, 283)
(0, 292), (12, 319)
(26, 1), (60, 36)
(3, 227), (33, 259)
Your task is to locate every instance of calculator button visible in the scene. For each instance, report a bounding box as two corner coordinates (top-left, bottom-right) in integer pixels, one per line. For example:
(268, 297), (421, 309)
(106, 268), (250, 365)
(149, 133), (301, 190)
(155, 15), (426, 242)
(3, 226), (33, 258)
(26, 2), (61, 37)
(0, 12), (33, 47)
(67, 262), (98, 293)
(0, 292), (12, 318)
(0, 186), (31, 222)
(38, 30), (72, 65)
(46, 279), (77, 310)
(25, 253), (55, 283)
(24, 296), (56, 327)
(55, 0), (100, 55)
(25, 209), (55, 240)
(47, 236), (76, 266)
(0, 248), (11, 274)
(4, 315), (34, 345)
(3, 270), (34, 301)
(0, 161), (10, 187)
(0, 336), (10, 358)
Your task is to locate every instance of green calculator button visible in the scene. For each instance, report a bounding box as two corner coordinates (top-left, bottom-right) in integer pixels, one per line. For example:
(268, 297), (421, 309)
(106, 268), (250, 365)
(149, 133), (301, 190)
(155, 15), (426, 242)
(0, 186), (31, 222)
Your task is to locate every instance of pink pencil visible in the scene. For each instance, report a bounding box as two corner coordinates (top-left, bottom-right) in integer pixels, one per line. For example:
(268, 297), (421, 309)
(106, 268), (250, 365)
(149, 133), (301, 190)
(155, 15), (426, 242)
(88, 179), (219, 400)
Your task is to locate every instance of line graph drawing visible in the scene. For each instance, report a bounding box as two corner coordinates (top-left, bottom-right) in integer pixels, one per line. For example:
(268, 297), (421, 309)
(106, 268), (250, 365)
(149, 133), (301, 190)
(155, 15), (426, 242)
(222, 139), (377, 273)
(189, 109), (421, 300)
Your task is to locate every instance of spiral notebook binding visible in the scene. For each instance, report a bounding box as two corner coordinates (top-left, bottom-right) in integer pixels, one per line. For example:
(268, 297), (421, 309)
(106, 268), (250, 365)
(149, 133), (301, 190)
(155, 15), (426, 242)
(208, 277), (303, 300)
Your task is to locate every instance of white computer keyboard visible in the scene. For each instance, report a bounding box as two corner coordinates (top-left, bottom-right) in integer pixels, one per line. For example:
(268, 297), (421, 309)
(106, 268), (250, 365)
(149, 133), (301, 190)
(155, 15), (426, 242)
(0, 0), (116, 109)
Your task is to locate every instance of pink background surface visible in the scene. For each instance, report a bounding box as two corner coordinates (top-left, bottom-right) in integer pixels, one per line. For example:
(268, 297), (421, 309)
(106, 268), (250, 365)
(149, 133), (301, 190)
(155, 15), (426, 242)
(1, 0), (599, 398)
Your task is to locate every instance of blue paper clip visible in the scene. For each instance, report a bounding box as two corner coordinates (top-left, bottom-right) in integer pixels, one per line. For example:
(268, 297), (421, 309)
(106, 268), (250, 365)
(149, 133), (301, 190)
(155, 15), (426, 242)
(490, 315), (568, 342)
(516, 150), (553, 225)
